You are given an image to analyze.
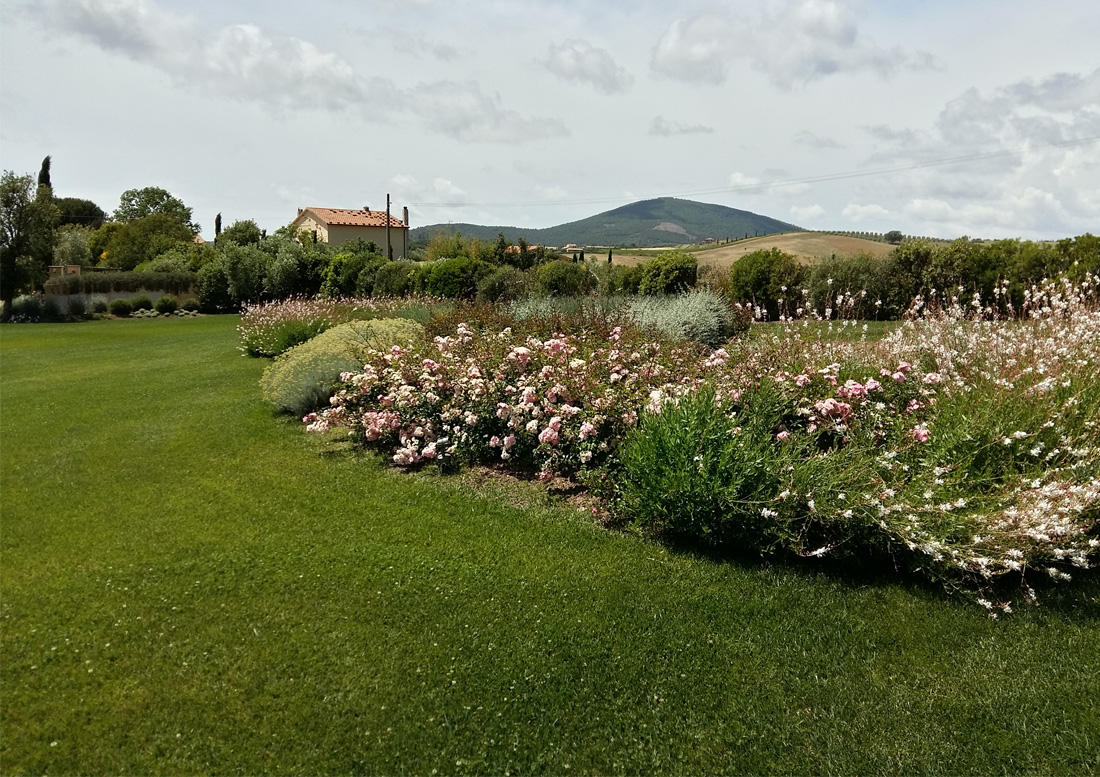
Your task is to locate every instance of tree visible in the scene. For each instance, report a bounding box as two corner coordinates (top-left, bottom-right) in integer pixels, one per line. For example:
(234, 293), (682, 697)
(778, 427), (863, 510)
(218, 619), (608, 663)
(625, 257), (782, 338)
(217, 218), (262, 247)
(113, 187), (197, 232)
(1, 171), (59, 320)
(56, 197), (107, 230)
(884, 230), (904, 245)
(214, 212), (222, 237)
(53, 226), (93, 267)
(37, 156), (52, 190)
(101, 213), (194, 271)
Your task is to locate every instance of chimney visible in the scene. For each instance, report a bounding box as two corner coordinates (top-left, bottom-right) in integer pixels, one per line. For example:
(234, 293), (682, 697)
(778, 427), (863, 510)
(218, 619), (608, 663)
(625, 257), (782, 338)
(297, 208), (303, 215)
(403, 207), (409, 226)
(364, 205), (370, 213)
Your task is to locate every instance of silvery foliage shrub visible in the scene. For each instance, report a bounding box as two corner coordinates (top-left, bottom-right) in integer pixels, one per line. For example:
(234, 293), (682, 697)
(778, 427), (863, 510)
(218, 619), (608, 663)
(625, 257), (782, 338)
(261, 318), (423, 416)
(508, 295), (627, 322)
(626, 288), (736, 348)
(89, 295), (110, 314)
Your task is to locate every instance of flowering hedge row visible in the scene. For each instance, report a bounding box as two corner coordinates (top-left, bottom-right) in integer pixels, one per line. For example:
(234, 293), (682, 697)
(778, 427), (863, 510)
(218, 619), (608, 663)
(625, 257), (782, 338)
(304, 276), (1100, 607)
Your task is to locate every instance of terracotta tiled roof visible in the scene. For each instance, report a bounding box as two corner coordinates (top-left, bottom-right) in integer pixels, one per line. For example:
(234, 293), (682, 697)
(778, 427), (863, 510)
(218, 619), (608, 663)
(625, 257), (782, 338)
(296, 207), (407, 229)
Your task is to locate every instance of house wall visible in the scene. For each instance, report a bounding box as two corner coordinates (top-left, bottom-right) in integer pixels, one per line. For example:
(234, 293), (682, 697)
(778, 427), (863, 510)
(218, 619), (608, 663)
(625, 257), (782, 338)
(293, 213), (409, 257)
(323, 225), (408, 258)
(294, 214), (330, 244)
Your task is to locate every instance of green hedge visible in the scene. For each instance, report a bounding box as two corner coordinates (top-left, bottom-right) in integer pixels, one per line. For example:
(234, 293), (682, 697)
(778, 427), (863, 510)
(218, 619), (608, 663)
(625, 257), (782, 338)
(44, 271), (197, 296)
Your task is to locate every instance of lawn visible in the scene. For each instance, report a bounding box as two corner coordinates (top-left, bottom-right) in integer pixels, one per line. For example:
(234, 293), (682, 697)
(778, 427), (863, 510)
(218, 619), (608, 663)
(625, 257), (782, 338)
(1, 316), (1098, 775)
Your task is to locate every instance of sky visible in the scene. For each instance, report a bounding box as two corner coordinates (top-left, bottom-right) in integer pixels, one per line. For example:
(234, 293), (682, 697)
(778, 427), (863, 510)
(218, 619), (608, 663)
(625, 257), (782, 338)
(1, 0), (1098, 241)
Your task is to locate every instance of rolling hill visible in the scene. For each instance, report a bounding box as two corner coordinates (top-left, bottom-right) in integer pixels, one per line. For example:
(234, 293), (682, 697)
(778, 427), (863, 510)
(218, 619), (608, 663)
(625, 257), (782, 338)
(409, 197), (802, 249)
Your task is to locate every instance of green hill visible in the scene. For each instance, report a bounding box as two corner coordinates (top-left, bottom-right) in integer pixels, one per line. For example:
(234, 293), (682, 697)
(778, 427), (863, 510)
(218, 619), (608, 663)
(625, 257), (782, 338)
(410, 197), (801, 249)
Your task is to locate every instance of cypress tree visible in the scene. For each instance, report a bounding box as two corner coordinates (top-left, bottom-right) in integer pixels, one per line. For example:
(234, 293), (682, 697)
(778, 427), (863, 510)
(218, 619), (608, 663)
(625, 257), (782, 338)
(37, 155), (52, 191)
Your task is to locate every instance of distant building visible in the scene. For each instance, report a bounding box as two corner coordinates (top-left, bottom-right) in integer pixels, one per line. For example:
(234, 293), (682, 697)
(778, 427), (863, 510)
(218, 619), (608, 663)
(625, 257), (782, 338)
(292, 206), (409, 258)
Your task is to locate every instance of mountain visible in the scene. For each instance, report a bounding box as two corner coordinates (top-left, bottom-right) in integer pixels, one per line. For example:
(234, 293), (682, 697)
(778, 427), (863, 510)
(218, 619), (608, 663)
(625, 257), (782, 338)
(409, 197), (801, 249)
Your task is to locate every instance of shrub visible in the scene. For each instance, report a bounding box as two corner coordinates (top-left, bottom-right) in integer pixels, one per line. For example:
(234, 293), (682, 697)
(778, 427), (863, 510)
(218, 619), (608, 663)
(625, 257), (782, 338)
(476, 265), (528, 303)
(373, 260), (420, 298)
(537, 260), (590, 297)
(637, 250), (698, 295)
(626, 289), (743, 347)
(109, 298), (133, 317)
(154, 295), (179, 314)
(198, 259), (234, 313)
(41, 297), (64, 322)
(261, 318), (424, 416)
(67, 295), (87, 319)
(130, 295), (153, 311)
(43, 270), (196, 296)
(89, 295), (110, 314)
(418, 256), (493, 299)
(181, 298), (200, 312)
(10, 295), (43, 321)
(728, 248), (804, 320)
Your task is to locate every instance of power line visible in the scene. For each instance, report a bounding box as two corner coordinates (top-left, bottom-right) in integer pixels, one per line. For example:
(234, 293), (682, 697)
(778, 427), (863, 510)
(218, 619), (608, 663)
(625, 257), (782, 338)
(404, 135), (1100, 211)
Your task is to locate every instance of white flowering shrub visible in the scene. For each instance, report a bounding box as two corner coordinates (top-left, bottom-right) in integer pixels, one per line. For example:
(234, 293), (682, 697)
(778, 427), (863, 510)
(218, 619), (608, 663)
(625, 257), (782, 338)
(261, 318), (423, 416)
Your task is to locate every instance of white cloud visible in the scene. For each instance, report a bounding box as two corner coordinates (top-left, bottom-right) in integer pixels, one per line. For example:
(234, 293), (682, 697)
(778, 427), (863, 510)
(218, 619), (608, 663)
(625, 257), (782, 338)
(534, 184), (568, 201)
(903, 189), (1077, 235)
(390, 174), (468, 205)
(406, 81), (567, 143)
(650, 16), (733, 86)
(651, 0), (928, 87)
(842, 203), (889, 221)
(793, 130), (843, 149)
(32, 0), (564, 142)
(543, 39), (632, 95)
(865, 68), (1100, 234)
(728, 172), (761, 187)
(791, 204), (826, 222)
(650, 116), (714, 136)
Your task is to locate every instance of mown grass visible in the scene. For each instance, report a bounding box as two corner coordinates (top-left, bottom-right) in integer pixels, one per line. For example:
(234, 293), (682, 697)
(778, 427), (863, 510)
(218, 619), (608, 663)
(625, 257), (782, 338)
(1, 316), (1098, 775)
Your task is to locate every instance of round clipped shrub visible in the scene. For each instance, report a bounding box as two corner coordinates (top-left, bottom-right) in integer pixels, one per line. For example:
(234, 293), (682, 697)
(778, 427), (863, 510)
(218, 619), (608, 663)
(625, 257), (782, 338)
(130, 295), (153, 311)
(537, 260), (590, 297)
(109, 298), (133, 318)
(181, 298), (200, 312)
(261, 318), (424, 416)
(154, 295), (179, 314)
(637, 250), (697, 295)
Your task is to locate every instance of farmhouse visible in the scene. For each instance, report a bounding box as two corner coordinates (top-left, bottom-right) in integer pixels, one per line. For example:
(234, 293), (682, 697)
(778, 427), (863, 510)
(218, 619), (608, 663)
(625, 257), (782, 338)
(292, 206), (410, 258)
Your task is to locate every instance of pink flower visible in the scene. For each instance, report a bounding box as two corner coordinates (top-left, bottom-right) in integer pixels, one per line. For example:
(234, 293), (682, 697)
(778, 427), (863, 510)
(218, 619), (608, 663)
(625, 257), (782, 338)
(538, 426), (560, 446)
(911, 425), (931, 443)
(864, 378), (882, 392)
(892, 372), (906, 382)
(579, 422), (597, 440)
(795, 374), (812, 387)
(489, 436), (502, 448)
(897, 361), (912, 373)
(776, 431), (790, 441)
(503, 434), (516, 450)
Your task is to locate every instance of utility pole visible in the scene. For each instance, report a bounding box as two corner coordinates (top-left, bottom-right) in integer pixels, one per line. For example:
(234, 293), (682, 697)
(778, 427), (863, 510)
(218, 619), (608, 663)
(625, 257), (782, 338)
(386, 193), (392, 260)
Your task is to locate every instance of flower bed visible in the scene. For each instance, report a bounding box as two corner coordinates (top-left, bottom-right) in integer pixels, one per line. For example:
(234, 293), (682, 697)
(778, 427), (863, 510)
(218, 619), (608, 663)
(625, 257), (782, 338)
(305, 277), (1100, 606)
